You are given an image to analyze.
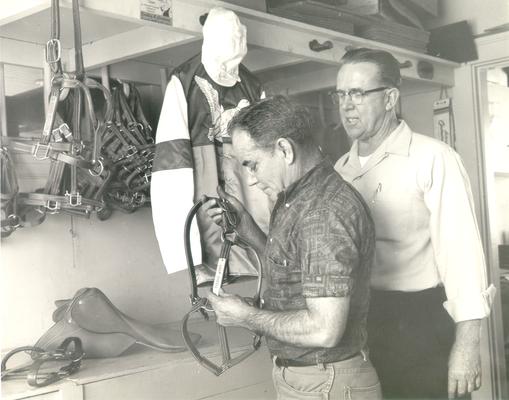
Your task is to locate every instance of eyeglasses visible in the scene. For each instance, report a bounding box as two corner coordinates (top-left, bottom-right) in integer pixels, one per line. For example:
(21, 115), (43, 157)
(328, 86), (389, 105)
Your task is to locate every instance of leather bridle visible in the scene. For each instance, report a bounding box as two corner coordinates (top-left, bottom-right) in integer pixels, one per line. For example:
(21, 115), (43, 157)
(1, 337), (83, 387)
(3, 0), (113, 235)
(181, 197), (263, 375)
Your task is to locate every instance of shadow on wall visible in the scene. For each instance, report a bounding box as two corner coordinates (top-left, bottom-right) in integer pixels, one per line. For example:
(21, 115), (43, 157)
(317, 122), (351, 164)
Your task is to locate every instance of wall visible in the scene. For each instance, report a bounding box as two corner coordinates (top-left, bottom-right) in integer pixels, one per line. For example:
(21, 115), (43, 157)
(423, 0), (509, 36)
(1, 206), (259, 349)
(1, 210), (179, 348)
(400, 89), (440, 137)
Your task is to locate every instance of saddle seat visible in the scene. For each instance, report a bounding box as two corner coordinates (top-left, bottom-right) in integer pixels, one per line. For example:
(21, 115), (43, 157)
(36, 287), (200, 358)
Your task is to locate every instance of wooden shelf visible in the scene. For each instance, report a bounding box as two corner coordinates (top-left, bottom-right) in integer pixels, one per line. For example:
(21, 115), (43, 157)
(0, 0), (459, 94)
(1, 319), (275, 400)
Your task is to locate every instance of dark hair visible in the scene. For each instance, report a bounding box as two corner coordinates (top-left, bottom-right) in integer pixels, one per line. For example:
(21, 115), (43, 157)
(340, 48), (401, 88)
(227, 95), (316, 151)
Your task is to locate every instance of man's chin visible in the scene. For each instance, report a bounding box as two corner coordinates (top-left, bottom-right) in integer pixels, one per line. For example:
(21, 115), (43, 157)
(343, 128), (363, 141)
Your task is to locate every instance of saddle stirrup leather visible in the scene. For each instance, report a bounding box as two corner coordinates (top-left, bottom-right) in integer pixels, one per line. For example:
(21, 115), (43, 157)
(181, 196), (263, 376)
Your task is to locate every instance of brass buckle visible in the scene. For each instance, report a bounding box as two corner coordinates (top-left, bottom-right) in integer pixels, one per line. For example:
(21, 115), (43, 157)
(89, 159), (104, 177)
(7, 214), (20, 229)
(59, 123), (72, 140)
(45, 39), (61, 65)
(126, 146), (137, 158)
(46, 200), (61, 212)
(32, 143), (51, 160)
(65, 191), (82, 207)
(52, 128), (63, 142)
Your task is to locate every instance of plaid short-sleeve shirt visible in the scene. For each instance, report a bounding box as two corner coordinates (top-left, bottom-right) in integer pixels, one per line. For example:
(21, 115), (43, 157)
(263, 160), (375, 363)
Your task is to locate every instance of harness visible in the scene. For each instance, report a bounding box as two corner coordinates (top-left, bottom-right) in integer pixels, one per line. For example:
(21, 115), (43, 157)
(2, 0), (112, 235)
(181, 197), (263, 375)
(1, 337), (83, 388)
(100, 83), (154, 214)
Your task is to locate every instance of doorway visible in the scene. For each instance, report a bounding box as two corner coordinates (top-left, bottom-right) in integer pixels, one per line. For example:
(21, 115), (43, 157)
(485, 64), (509, 393)
(472, 52), (509, 399)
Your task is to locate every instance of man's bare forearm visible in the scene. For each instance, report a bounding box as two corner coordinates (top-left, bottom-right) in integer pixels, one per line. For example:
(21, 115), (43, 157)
(236, 297), (348, 348)
(242, 307), (334, 348)
(455, 319), (481, 346)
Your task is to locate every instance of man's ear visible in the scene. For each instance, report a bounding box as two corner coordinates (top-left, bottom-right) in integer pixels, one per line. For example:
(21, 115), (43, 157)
(385, 87), (400, 111)
(276, 138), (295, 164)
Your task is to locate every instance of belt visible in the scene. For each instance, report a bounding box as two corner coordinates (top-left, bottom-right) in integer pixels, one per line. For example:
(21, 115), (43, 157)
(274, 352), (361, 368)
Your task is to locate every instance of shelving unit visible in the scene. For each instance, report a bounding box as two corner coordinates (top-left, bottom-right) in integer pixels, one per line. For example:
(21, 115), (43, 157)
(0, 0), (458, 90)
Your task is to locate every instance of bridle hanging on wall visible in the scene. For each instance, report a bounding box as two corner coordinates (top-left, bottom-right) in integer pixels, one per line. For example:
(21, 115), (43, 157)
(2, 0), (114, 236)
(100, 81), (155, 214)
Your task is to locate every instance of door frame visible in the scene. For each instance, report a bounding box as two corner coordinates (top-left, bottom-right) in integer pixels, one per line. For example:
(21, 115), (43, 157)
(468, 32), (509, 400)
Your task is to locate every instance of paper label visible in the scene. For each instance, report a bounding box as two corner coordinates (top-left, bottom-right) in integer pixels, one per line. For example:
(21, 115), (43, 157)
(140, 0), (172, 25)
(433, 97), (456, 149)
(212, 258), (227, 295)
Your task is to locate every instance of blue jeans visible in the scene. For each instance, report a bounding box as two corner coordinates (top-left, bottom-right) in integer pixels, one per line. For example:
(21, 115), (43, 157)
(272, 353), (381, 400)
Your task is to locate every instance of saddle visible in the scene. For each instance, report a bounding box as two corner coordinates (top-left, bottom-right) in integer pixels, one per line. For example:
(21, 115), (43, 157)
(36, 287), (200, 358)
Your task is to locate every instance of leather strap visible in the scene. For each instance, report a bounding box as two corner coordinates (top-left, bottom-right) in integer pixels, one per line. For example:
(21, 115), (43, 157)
(1, 337), (83, 388)
(181, 197), (263, 376)
(99, 82), (153, 212)
(2, 0), (114, 235)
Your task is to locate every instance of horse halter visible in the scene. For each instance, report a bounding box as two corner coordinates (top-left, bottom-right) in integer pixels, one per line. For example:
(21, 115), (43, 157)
(181, 196), (263, 375)
(1, 337), (83, 387)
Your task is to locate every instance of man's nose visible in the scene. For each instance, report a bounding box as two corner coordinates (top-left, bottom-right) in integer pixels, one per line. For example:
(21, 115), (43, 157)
(340, 96), (355, 109)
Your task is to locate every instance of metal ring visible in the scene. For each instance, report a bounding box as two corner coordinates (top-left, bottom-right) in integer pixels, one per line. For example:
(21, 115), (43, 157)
(89, 159), (104, 177)
(7, 214), (20, 228)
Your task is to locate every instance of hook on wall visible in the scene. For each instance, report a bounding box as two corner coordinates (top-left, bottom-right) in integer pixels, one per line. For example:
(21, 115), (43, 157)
(309, 39), (333, 52)
(199, 13), (208, 26)
(399, 60), (413, 69)
(417, 61), (434, 79)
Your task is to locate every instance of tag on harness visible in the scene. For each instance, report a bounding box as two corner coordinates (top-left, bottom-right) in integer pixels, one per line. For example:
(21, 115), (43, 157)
(212, 257), (227, 295)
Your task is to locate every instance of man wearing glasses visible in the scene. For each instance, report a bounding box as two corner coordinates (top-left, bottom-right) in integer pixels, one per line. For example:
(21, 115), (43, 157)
(334, 48), (495, 399)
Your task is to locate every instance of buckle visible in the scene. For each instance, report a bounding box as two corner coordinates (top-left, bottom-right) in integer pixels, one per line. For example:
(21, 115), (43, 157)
(127, 122), (142, 131)
(72, 141), (84, 155)
(59, 123), (72, 140)
(7, 214), (20, 228)
(126, 146), (137, 158)
(65, 191), (82, 207)
(132, 192), (146, 206)
(46, 200), (61, 212)
(89, 159), (104, 177)
(45, 39), (61, 65)
(32, 143), (51, 160)
(52, 128), (63, 142)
